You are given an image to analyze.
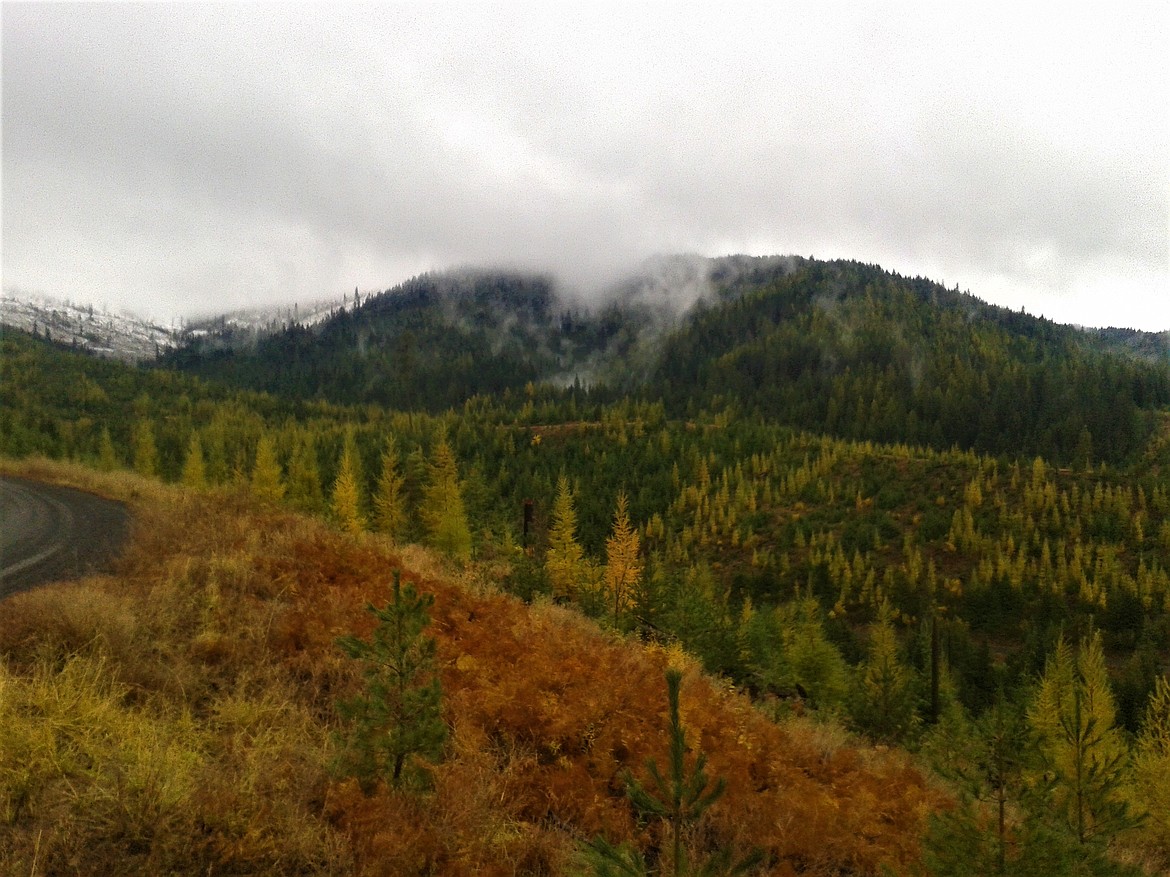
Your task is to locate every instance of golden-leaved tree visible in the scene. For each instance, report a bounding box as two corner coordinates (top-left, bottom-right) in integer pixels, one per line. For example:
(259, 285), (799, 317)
(98, 426), (119, 472)
(373, 434), (407, 541)
(604, 490), (642, 626)
(1027, 631), (1135, 846)
(132, 417), (159, 479)
(332, 432), (366, 535)
(852, 601), (918, 744)
(421, 434), (471, 562)
(181, 431), (206, 489)
(286, 430), (325, 514)
(250, 432), (285, 504)
(546, 474), (588, 600)
(1133, 675), (1170, 856)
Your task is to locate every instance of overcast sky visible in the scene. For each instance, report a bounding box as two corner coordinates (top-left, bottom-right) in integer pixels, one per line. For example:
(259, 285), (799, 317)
(3, 3), (1168, 330)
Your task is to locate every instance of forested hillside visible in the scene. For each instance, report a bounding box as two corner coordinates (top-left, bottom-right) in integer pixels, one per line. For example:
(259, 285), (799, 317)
(648, 260), (1170, 464)
(161, 271), (653, 411)
(4, 256), (1170, 875)
(161, 259), (1170, 466)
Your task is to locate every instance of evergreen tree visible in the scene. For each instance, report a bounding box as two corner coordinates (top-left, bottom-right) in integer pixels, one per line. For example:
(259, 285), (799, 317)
(181, 431), (207, 489)
(581, 668), (761, 876)
(775, 597), (849, 710)
(923, 694), (1031, 875)
(1028, 632), (1137, 846)
(132, 417), (159, 479)
(604, 490), (643, 627)
(250, 432), (285, 503)
(335, 569), (447, 791)
(546, 474), (588, 600)
(421, 433), (471, 561)
(331, 431), (366, 534)
(373, 434), (407, 540)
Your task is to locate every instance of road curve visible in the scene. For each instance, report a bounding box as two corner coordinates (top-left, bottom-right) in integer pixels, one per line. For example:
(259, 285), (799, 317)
(0, 476), (130, 600)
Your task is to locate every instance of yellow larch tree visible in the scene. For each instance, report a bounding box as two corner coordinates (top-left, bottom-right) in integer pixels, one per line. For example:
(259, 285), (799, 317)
(1027, 631), (1134, 845)
(132, 417), (159, 479)
(604, 490), (642, 626)
(250, 432), (286, 503)
(373, 434), (408, 541)
(1133, 675), (1170, 855)
(286, 430), (325, 514)
(181, 431), (207, 489)
(331, 432), (366, 534)
(546, 474), (587, 600)
(421, 434), (471, 562)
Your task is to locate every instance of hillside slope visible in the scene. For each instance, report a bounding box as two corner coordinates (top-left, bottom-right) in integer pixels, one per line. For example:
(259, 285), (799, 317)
(0, 460), (937, 876)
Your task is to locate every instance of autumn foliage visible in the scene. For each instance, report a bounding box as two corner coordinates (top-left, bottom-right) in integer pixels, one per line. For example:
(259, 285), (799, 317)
(0, 461), (937, 875)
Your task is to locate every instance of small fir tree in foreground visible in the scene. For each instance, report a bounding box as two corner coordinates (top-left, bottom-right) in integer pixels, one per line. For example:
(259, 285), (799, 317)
(579, 668), (763, 876)
(335, 569), (446, 791)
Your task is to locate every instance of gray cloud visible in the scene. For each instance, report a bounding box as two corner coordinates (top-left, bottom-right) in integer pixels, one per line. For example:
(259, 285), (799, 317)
(3, 3), (1167, 329)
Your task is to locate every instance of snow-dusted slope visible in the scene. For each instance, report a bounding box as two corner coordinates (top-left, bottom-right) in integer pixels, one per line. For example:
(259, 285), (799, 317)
(0, 293), (180, 362)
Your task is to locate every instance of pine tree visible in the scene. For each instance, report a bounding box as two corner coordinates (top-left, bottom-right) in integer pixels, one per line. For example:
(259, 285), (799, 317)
(1028, 632), (1136, 846)
(421, 434), (471, 561)
(132, 418), (159, 479)
(604, 491), (643, 627)
(250, 432), (285, 503)
(581, 668), (761, 876)
(372, 434), (407, 540)
(181, 431), (207, 489)
(335, 570), (446, 791)
(331, 431), (366, 534)
(546, 474), (587, 600)
(778, 597), (850, 710)
(923, 694), (1031, 875)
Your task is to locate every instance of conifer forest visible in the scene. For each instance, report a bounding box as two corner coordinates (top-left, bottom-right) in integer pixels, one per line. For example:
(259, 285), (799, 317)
(3, 258), (1170, 875)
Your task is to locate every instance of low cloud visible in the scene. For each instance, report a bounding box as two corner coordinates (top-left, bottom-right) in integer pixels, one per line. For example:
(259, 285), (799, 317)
(3, 4), (1166, 329)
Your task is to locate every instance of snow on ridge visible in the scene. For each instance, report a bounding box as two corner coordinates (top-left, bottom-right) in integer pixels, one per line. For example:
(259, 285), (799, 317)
(0, 292), (179, 363)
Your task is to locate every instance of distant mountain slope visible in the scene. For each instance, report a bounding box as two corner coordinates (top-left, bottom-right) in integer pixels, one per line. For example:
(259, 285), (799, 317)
(158, 256), (1170, 464)
(162, 269), (664, 410)
(649, 259), (1170, 463)
(0, 293), (179, 362)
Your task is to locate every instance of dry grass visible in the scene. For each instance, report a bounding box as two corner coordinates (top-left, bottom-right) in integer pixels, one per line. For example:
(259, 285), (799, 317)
(1, 459), (941, 875)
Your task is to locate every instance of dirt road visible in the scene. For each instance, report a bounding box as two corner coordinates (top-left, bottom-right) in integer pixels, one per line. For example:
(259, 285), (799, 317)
(0, 476), (129, 599)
